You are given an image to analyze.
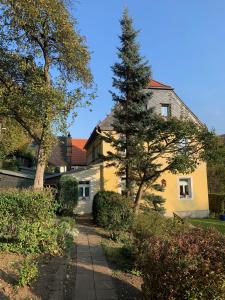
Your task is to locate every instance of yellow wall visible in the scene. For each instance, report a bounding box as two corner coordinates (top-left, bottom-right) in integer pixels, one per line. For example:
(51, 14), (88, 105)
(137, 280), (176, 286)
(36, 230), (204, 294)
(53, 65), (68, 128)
(101, 139), (209, 218)
(150, 162), (209, 217)
(86, 136), (102, 165)
(102, 140), (120, 192)
(84, 134), (209, 218)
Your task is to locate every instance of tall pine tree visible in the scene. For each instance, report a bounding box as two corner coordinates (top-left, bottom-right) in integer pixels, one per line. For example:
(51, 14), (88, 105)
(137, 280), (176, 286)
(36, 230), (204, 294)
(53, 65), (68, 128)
(107, 9), (153, 197)
(104, 9), (224, 212)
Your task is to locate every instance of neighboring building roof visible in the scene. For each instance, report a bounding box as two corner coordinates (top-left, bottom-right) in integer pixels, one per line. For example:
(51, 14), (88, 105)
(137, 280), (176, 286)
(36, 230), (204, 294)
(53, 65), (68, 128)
(149, 79), (173, 90)
(48, 137), (68, 167)
(71, 139), (87, 166)
(45, 164), (99, 180)
(0, 169), (34, 179)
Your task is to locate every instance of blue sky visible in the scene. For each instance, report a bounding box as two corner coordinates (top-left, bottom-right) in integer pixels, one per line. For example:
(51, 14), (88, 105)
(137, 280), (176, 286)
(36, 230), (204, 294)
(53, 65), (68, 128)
(69, 0), (225, 138)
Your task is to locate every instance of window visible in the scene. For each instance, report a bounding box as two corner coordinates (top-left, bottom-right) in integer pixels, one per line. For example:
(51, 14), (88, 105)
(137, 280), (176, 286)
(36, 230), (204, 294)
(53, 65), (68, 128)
(85, 187), (90, 197)
(161, 104), (171, 118)
(78, 181), (90, 199)
(79, 187), (84, 197)
(179, 178), (192, 199)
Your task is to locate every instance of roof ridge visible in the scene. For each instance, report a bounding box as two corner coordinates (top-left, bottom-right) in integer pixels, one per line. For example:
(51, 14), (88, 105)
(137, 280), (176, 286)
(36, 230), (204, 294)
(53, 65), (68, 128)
(149, 79), (173, 89)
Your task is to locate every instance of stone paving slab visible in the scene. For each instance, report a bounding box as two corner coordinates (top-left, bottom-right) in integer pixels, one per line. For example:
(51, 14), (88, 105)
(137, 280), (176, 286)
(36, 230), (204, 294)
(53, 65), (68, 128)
(74, 223), (118, 300)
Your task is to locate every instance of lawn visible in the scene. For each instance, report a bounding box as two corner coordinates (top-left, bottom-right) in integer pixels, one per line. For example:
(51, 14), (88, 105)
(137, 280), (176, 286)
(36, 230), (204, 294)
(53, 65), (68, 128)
(189, 218), (225, 234)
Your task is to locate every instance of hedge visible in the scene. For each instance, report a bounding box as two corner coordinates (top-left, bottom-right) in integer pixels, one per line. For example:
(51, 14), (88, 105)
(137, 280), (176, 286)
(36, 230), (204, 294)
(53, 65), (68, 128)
(209, 193), (225, 214)
(141, 228), (225, 300)
(133, 212), (225, 300)
(0, 189), (77, 254)
(92, 191), (134, 231)
(59, 175), (78, 214)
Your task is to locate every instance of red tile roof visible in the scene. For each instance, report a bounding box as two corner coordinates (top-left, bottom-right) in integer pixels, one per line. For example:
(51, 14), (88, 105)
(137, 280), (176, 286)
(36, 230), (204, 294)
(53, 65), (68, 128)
(71, 139), (87, 166)
(149, 79), (173, 89)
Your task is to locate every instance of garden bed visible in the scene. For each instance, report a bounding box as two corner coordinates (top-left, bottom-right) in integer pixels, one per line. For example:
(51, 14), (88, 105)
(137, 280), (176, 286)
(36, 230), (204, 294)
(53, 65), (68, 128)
(97, 228), (143, 300)
(0, 243), (76, 300)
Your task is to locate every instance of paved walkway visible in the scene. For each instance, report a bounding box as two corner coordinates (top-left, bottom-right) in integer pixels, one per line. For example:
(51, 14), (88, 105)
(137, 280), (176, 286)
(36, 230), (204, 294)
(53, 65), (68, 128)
(74, 220), (118, 300)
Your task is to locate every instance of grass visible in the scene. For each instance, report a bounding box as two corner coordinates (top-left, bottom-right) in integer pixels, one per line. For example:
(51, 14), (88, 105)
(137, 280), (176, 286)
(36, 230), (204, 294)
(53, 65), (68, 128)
(189, 218), (225, 234)
(101, 238), (134, 273)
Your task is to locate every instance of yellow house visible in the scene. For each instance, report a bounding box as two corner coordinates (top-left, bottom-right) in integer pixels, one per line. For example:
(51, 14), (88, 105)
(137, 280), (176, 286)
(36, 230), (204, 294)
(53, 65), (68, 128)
(72, 80), (209, 217)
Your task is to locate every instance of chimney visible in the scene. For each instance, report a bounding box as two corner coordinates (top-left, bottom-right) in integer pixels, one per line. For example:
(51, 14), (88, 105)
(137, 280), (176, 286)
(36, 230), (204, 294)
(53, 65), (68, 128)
(66, 133), (72, 170)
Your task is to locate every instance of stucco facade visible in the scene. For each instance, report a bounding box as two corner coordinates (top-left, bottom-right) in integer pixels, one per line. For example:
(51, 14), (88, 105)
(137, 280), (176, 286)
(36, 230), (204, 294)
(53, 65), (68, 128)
(99, 141), (209, 218)
(71, 164), (102, 215)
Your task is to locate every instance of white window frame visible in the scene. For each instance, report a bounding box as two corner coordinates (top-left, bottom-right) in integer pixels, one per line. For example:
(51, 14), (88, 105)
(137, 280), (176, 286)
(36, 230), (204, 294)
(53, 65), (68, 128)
(178, 177), (193, 200)
(78, 181), (90, 200)
(161, 104), (171, 118)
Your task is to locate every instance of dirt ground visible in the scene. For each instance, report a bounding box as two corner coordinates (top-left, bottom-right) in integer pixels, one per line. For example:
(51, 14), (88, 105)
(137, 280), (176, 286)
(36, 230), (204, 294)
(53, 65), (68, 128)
(0, 244), (76, 300)
(111, 268), (143, 300)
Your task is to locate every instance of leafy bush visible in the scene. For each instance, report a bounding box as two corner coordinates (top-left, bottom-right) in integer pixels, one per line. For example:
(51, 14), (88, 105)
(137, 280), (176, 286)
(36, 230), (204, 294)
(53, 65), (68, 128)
(57, 217), (79, 253)
(144, 193), (166, 214)
(59, 175), (78, 215)
(209, 193), (225, 214)
(92, 191), (134, 231)
(2, 156), (19, 171)
(0, 189), (77, 254)
(133, 211), (187, 268)
(136, 225), (225, 299)
(17, 257), (38, 286)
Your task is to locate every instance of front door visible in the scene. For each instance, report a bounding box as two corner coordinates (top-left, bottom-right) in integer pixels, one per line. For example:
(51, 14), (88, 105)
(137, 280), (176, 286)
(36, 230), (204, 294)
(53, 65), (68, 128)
(76, 181), (91, 214)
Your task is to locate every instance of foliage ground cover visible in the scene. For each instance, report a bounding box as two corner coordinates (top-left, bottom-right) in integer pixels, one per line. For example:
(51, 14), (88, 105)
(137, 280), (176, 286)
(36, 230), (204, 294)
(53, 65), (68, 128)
(93, 192), (225, 300)
(0, 188), (78, 292)
(189, 218), (225, 234)
(97, 227), (143, 300)
(0, 188), (78, 254)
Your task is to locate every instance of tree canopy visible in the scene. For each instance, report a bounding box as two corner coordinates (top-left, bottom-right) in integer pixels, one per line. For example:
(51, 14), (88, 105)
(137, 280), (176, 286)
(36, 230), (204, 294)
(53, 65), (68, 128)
(0, 118), (30, 160)
(0, 0), (94, 188)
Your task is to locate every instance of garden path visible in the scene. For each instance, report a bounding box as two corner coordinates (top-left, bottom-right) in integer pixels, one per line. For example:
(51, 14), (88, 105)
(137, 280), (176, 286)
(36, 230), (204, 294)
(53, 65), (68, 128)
(74, 217), (118, 300)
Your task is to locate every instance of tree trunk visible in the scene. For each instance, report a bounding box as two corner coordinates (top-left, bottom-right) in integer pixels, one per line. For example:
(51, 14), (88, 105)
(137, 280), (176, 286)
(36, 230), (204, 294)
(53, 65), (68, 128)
(126, 164), (132, 197)
(33, 51), (50, 190)
(134, 183), (144, 214)
(33, 143), (46, 190)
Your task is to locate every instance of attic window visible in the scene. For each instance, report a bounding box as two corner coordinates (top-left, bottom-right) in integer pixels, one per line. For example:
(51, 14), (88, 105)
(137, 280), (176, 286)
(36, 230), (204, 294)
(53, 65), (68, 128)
(161, 104), (171, 118)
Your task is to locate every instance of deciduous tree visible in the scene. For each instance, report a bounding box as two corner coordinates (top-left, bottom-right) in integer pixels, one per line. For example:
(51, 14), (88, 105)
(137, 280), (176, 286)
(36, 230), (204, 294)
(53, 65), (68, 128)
(0, 0), (93, 188)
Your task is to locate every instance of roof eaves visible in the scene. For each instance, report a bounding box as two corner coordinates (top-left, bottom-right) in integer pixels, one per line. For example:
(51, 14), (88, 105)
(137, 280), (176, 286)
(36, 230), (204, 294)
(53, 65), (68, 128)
(172, 90), (203, 126)
(0, 169), (34, 179)
(84, 126), (99, 149)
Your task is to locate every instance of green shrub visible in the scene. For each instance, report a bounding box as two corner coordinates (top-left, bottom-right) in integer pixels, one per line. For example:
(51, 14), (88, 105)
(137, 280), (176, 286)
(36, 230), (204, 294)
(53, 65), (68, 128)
(17, 257), (38, 286)
(144, 193), (166, 214)
(138, 226), (225, 300)
(57, 217), (79, 253)
(2, 157), (19, 171)
(133, 211), (187, 268)
(92, 191), (134, 231)
(209, 193), (225, 214)
(59, 175), (78, 214)
(0, 189), (77, 254)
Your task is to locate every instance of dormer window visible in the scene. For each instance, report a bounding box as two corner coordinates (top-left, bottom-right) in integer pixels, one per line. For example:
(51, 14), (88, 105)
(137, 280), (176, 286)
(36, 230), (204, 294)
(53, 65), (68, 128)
(161, 104), (171, 118)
